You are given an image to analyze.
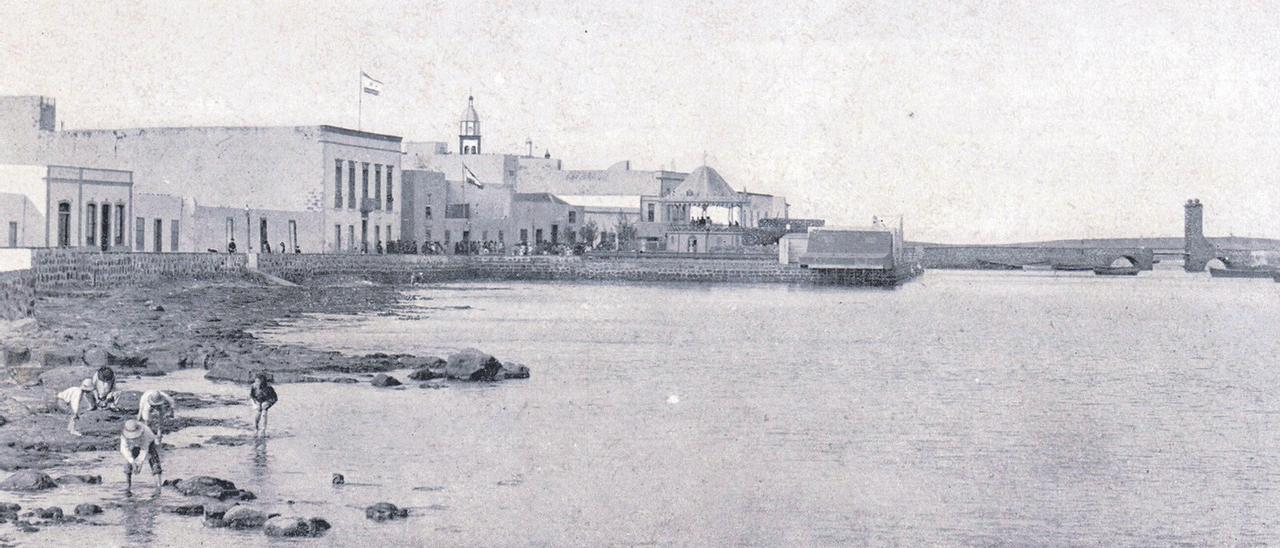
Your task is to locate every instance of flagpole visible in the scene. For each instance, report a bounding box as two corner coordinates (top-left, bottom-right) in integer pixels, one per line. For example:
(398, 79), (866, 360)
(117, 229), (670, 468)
(357, 70), (363, 131)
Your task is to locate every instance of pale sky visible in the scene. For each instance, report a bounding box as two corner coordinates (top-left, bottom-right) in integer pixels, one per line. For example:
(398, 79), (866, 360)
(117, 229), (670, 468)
(2, 1), (1278, 243)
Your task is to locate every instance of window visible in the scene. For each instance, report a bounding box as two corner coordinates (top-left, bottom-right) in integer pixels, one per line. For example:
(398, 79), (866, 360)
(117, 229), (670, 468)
(424, 206), (432, 220)
(86, 203), (97, 245)
(57, 202), (71, 247)
(153, 219), (163, 252)
(498, 230), (504, 243)
(135, 217), (145, 250)
(424, 229), (432, 244)
(385, 167), (394, 210)
(7, 222), (16, 247)
(374, 164), (382, 210)
(551, 224), (559, 244)
(535, 228), (543, 243)
(647, 203), (655, 222)
(170, 220), (180, 252)
(519, 229), (527, 243)
(114, 205), (125, 245)
(568, 211), (576, 224)
(347, 161), (356, 209)
(335, 224), (342, 252)
(445, 204), (470, 219)
(361, 163), (369, 206)
(334, 159), (344, 208)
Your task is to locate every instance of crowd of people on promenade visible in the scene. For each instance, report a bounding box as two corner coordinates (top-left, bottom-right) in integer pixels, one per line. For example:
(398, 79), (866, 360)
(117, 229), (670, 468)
(54, 368), (279, 495)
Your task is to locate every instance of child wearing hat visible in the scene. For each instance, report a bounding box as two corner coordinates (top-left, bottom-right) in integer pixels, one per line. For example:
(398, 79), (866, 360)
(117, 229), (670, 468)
(250, 373), (278, 435)
(56, 379), (97, 436)
(120, 419), (162, 494)
(137, 389), (177, 440)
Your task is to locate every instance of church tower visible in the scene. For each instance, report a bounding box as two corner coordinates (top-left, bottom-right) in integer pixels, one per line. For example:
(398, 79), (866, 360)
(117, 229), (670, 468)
(459, 96), (481, 155)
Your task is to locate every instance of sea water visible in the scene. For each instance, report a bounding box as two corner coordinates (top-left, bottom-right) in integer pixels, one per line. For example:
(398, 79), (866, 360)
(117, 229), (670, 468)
(21, 270), (1280, 546)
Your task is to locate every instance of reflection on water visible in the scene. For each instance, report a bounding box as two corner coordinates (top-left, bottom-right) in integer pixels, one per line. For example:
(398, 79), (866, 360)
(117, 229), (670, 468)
(17, 271), (1280, 546)
(119, 498), (157, 546)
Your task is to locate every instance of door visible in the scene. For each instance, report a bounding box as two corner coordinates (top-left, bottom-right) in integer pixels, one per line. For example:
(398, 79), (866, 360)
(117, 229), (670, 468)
(100, 204), (110, 251)
(7, 222), (16, 247)
(57, 203), (70, 247)
(259, 218), (269, 252)
(153, 219), (163, 252)
(360, 219), (368, 252)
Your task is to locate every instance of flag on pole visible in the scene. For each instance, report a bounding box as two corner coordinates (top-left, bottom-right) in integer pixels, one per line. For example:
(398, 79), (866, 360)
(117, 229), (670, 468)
(361, 72), (384, 96)
(462, 162), (484, 188)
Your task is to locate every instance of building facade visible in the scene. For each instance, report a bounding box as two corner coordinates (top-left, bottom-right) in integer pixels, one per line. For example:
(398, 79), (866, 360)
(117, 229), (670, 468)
(0, 95), (402, 254)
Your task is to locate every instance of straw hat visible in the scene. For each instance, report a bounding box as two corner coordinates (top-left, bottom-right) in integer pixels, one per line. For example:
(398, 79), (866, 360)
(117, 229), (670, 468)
(79, 379), (93, 391)
(146, 391), (166, 405)
(122, 420), (144, 440)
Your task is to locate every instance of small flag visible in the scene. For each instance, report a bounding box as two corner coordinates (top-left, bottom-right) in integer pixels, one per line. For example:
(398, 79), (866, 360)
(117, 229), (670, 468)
(361, 72), (384, 96)
(462, 162), (484, 188)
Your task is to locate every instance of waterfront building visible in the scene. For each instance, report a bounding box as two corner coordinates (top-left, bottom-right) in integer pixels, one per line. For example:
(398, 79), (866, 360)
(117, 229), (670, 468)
(0, 95), (402, 254)
(0, 163), (134, 250)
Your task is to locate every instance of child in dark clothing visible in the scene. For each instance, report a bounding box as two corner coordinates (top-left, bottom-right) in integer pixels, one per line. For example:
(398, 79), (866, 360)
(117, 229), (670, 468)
(250, 373), (278, 436)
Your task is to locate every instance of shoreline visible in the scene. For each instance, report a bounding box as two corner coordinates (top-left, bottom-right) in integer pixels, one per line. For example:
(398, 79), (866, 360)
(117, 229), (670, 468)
(0, 277), (519, 473)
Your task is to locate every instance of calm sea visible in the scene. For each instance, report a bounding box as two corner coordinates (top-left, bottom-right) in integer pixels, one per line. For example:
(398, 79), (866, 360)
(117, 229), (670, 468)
(24, 270), (1280, 546)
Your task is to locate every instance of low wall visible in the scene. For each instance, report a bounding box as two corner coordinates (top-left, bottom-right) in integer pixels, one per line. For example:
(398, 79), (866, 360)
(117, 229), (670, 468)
(0, 270), (35, 321)
(23, 250), (916, 291)
(31, 250), (248, 289)
(256, 254), (830, 285)
(923, 246), (1155, 270)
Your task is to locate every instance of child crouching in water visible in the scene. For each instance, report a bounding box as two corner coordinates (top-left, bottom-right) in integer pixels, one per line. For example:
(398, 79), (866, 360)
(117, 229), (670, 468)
(57, 379), (96, 436)
(120, 419), (162, 495)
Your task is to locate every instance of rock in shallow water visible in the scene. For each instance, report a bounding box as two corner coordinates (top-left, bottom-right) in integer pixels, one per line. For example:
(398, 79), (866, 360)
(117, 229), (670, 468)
(365, 502), (408, 521)
(0, 470), (57, 491)
(55, 474), (102, 485)
(173, 476), (253, 500)
(167, 504), (204, 516)
(222, 505), (268, 529)
(264, 515), (330, 537)
(74, 503), (102, 516)
(370, 374), (401, 387)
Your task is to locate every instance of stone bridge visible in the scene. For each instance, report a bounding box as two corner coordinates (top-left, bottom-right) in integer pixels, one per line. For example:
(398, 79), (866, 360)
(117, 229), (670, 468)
(922, 246), (1154, 270)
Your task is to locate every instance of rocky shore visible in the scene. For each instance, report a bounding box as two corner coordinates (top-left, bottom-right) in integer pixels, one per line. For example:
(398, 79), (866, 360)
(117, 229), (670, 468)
(0, 278), (530, 538)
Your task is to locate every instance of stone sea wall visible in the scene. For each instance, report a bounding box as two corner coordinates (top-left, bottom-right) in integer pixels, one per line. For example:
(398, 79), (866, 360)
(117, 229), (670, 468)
(257, 254), (827, 285)
(0, 270), (35, 321)
(31, 250), (248, 289)
(22, 251), (917, 291)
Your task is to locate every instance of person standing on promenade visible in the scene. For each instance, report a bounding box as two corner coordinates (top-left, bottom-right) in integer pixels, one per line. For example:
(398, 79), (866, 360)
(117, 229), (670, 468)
(250, 373), (278, 436)
(120, 419), (162, 495)
(137, 389), (177, 441)
(57, 379), (96, 436)
(91, 366), (117, 410)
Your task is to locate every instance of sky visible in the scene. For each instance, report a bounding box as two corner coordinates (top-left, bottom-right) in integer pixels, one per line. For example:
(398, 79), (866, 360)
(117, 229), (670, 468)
(2, 0), (1278, 243)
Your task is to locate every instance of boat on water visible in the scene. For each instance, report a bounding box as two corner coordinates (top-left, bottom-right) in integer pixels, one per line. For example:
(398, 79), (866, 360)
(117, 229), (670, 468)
(1093, 266), (1140, 276)
(1051, 264), (1095, 272)
(1208, 266), (1277, 279)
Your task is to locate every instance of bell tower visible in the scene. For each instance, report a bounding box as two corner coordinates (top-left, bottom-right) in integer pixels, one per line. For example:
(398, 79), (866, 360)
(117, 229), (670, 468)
(458, 96), (481, 155)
